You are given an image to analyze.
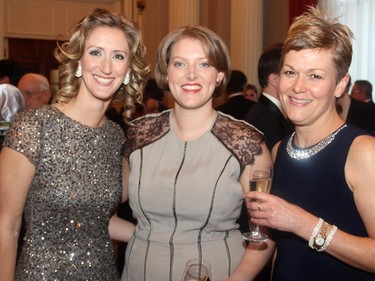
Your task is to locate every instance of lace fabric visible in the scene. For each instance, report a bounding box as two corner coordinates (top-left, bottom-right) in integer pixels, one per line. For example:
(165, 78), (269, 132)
(124, 111), (170, 159)
(124, 111), (264, 171)
(212, 114), (264, 171)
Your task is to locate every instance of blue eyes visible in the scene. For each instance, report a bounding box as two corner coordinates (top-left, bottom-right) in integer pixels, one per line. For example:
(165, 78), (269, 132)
(172, 61), (210, 68)
(88, 49), (125, 60)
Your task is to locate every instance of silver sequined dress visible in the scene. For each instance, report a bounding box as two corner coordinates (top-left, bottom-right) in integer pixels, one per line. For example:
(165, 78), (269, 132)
(4, 105), (124, 280)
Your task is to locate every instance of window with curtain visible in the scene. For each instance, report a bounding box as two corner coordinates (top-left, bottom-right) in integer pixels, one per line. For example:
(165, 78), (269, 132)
(318, 0), (375, 91)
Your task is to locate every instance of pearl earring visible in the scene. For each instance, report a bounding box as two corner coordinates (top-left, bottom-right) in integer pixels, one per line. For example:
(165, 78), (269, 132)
(123, 72), (130, 85)
(75, 64), (82, 78)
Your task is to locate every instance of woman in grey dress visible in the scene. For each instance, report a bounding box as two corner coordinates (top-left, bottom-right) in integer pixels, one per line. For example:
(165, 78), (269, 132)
(0, 8), (149, 280)
(116, 25), (272, 281)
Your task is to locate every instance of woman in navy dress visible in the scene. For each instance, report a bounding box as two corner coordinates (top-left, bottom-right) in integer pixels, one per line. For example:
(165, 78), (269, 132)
(236, 6), (375, 281)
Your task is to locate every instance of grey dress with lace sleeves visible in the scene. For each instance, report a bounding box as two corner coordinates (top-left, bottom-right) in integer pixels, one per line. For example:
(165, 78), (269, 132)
(122, 110), (264, 281)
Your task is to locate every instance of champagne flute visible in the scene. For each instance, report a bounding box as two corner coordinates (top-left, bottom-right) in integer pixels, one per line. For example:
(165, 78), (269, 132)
(242, 162), (273, 242)
(181, 259), (212, 281)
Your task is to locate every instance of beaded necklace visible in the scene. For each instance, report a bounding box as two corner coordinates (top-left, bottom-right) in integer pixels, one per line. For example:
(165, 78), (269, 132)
(286, 124), (347, 160)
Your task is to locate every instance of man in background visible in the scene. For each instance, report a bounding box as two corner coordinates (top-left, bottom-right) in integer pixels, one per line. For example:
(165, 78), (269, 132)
(245, 43), (294, 151)
(350, 79), (373, 103)
(217, 69), (255, 120)
(17, 73), (51, 110)
(337, 77), (375, 136)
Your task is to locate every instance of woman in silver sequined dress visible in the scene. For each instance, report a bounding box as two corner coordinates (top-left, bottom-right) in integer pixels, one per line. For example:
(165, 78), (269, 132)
(0, 8), (149, 280)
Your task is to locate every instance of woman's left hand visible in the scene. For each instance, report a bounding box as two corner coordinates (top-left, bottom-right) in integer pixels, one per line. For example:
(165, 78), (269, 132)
(245, 191), (316, 238)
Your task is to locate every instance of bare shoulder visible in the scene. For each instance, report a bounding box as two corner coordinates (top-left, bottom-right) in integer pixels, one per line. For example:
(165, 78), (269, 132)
(346, 135), (375, 236)
(348, 135), (375, 162)
(346, 135), (375, 191)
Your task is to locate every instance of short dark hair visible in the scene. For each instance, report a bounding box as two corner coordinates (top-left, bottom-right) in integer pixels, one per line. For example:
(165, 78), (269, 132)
(258, 43), (283, 89)
(246, 83), (259, 95)
(226, 69), (247, 94)
(354, 80), (372, 99)
(0, 59), (25, 86)
(143, 78), (164, 101)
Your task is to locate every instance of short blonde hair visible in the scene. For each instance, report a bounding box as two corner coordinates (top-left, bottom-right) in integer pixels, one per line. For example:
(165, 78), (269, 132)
(282, 6), (353, 82)
(154, 25), (231, 97)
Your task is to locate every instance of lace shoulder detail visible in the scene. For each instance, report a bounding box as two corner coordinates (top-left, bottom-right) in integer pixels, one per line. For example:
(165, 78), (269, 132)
(212, 113), (264, 171)
(123, 111), (170, 159)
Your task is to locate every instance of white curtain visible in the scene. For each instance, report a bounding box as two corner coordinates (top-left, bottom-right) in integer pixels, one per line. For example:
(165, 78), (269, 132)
(318, 0), (375, 91)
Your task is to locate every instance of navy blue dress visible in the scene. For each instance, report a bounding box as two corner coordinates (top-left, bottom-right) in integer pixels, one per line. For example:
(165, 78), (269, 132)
(271, 124), (375, 281)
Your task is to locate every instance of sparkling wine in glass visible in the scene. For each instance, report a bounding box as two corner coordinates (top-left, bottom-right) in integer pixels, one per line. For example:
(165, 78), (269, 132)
(242, 163), (273, 242)
(181, 259), (212, 281)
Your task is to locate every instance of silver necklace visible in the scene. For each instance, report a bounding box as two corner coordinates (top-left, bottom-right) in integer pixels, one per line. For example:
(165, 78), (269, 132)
(286, 124), (347, 160)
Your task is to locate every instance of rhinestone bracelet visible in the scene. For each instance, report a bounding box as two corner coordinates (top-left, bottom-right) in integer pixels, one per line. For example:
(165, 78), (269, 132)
(309, 218), (324, 248)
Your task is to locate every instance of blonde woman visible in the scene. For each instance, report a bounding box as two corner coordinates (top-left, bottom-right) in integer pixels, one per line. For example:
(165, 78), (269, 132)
(0, 8), (149, 280)
(238, 7), (375, 281)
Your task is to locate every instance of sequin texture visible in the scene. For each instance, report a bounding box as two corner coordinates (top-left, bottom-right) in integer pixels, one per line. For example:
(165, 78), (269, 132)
(4, 105), (124, 280)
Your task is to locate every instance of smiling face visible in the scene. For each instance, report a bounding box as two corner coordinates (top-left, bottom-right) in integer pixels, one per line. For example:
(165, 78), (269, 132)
(279, 48), (348, 127)
(166, 38), (224, 111)
(79, 26), (130, 103)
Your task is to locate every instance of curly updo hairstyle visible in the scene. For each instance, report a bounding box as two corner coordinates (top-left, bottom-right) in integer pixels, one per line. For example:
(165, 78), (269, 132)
(54, 8), (150, 120)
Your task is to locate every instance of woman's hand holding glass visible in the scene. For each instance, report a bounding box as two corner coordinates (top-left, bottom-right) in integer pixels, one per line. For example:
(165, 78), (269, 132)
(242, 162), (273, 242)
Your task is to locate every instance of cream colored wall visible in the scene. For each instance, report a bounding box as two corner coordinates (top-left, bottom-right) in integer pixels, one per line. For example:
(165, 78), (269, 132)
(263, 0), (289, 50)
(0, 0), (6, 58)
(0, 0), (123, 59)
(3, 0), (121, 40)
(141, 0), (169, 74)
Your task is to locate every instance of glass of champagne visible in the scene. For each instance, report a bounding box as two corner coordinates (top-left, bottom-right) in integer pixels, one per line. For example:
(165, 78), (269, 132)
(242, 162), (273, 242)
(181, 259), (212, 281)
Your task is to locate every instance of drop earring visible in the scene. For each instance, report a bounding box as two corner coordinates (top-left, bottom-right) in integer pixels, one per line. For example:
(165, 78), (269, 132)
(123, 72), (130, 85)
(75, 63), (82, 78)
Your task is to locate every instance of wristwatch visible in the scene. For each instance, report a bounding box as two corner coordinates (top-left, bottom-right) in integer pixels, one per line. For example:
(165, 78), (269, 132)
(313, 221), (328, 250)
